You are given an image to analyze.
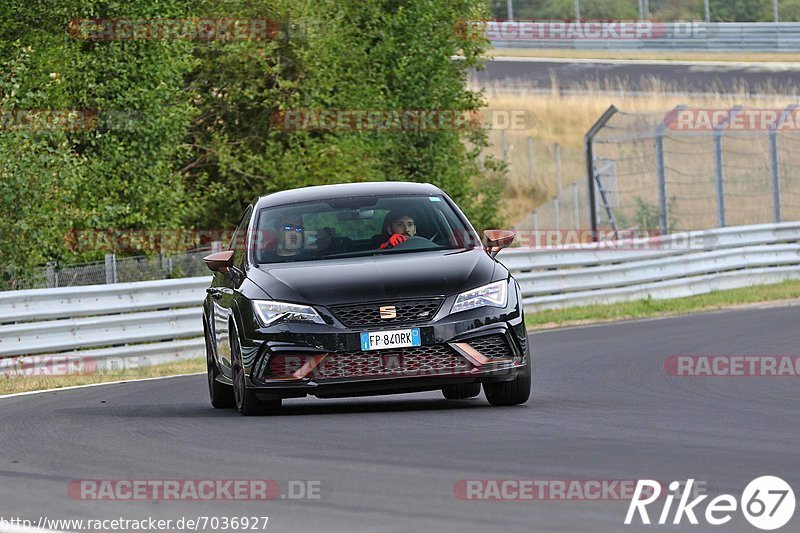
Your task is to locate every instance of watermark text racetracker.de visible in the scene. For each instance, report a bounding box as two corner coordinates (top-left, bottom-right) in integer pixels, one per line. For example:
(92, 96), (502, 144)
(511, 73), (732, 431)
(68, 479), (327, 501)
(271, 109), (533, 131)
(61, 228), (725, 255)
(0, 354), (173, 377)
(665, 355), (800, 377)
(665, 107), (800, 131)
(457, 19), (709, 41)
(68, 18), (279, 41)
(454, 479), (667, 501)
(1, 516), (269, 531)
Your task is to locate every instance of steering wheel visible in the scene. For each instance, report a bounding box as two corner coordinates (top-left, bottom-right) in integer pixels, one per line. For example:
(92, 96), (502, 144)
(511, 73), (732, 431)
(388, 235), (432, 250)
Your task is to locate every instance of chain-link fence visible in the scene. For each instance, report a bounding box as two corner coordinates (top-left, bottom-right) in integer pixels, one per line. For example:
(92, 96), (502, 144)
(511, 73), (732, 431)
(500, 105), (800, 236)
(1, 249), (213, 291)
(484, 127), (590, 233)
(586, 105), (800, 234)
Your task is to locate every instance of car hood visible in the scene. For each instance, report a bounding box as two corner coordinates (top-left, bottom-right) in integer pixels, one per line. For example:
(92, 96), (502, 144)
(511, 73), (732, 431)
(247, 248), (498, 306)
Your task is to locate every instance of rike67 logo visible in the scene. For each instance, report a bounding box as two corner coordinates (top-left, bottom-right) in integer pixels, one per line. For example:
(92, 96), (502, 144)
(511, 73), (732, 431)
(625, 477), (795, 530)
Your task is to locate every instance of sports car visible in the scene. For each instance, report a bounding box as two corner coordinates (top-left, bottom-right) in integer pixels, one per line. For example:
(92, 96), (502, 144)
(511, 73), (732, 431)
(202, 181), (530, 415)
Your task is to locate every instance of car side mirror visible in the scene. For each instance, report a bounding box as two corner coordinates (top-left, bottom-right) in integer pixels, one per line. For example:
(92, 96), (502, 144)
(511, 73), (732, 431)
(203, 250), (234, 272)
(484, 230), (516, 258)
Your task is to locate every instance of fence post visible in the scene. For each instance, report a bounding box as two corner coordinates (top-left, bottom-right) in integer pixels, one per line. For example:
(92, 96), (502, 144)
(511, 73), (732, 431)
(572, 182), (580, 229)
(527, 136), (534, 183)
(46, 261), (57, 288)
(713, 131), (726, 227)
(769, 130), (782, 223)
(554, 195), (560, 232)
(105, 253), (117, 284)
(655, 125), (668, 235)
(712, 106), (743, 228)
(501, 129), (508, 162)
(767, 104), (795, 223)
(555, 142), (562, 195)
(585, 106), (618, 241)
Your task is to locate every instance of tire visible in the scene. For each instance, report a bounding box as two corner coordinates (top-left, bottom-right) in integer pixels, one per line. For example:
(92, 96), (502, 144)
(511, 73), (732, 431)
(205, 321), (234, 408)
(441, 382), (481, 400)
(231, 324), (281, 416)
(483, 355), (531, 407)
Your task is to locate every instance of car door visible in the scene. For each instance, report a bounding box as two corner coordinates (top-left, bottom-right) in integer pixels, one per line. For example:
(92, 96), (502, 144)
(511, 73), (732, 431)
(211, 205), (252, 379)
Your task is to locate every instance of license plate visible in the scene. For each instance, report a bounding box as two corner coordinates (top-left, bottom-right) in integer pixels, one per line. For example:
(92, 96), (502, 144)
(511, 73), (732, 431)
(360, 328), (421, 351)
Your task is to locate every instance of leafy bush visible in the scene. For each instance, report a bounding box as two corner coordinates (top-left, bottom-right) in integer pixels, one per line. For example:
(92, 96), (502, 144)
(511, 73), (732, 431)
(1, 0), (504, 273)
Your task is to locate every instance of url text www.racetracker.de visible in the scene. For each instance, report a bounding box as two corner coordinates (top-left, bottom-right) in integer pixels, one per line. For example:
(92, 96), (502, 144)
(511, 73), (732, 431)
(0, 516), (270, 531)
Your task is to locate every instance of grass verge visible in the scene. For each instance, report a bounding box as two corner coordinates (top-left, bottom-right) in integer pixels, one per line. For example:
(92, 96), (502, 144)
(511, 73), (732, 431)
(528, 279), (800, 330)
(0, 357), (205, 396)
(489, 48), (800, 63)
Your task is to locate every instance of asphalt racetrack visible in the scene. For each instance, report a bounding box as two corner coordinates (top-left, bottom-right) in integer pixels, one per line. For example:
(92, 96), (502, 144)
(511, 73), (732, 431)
(478, 57), (800, 94)
(1, 304), (798, 532)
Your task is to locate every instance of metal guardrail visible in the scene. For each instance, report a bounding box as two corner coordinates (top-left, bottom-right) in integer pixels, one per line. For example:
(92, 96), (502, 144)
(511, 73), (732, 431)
(499, 222), (800, 311)
(0, 222), (797, 373)
(489, 22), (800, 52)
(0, 277), (208, 374)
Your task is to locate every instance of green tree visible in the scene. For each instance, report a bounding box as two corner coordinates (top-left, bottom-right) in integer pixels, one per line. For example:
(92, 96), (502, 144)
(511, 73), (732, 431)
(184, 0), (505, 231)
(0, 0), (196, 268)
(1, 0), (506, 275)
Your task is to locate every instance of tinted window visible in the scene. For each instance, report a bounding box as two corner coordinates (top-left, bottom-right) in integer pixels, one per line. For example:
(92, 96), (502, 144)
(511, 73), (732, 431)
(251, 195), (480, 264)
(230, 205), (252, 268)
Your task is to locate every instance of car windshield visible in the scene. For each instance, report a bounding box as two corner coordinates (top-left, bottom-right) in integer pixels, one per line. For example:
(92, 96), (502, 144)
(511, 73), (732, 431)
(250, 194), (481, 264)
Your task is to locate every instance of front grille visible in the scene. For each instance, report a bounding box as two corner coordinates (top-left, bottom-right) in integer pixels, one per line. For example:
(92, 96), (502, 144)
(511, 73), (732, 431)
(330, 299), (443, 328)
(467, 334), (517, 360)
(268, 344), (471, 380)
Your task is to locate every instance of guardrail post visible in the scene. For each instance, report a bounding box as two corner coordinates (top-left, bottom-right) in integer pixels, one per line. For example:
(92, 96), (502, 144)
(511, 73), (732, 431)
(105, 253), (117, 284)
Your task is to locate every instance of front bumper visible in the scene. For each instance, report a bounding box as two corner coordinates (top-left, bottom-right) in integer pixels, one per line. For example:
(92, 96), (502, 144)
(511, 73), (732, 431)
(236, 287), (529, 400)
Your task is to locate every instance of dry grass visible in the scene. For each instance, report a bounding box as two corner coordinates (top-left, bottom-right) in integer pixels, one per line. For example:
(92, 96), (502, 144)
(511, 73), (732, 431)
(483, 84), (800, 225)
(489, 48), (800, 63)
(0, 358), (204, 395)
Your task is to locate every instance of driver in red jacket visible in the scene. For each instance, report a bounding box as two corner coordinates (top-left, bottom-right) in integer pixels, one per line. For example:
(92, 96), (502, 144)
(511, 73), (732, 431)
(380, 212), (417, 249)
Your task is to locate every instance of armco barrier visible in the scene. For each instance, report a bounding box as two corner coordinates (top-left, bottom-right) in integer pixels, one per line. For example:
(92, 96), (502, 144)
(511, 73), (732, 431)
(488, 21), (800, 52)
(0, 222), (798, 371)
(500, 222), (800, 311)
(0, 277), (208, 374)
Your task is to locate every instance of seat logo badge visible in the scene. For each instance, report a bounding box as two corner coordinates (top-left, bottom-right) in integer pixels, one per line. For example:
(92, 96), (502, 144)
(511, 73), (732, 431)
(379, 306), (397, 319)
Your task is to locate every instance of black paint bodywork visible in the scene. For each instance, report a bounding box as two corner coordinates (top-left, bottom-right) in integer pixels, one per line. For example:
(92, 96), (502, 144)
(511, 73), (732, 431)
(202, 182), (529, 400)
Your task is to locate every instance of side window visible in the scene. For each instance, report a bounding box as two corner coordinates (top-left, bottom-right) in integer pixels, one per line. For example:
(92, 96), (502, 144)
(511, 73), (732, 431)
(230, 205), (253, 268)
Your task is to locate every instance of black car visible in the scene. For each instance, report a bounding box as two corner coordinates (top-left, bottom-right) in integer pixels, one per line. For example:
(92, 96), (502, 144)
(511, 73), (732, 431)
(202, 181), (530, 415)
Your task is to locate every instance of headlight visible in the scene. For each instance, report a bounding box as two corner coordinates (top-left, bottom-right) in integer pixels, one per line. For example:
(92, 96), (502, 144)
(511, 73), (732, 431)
(451, 280), (508, 314)
(252, 300), (325, 326)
